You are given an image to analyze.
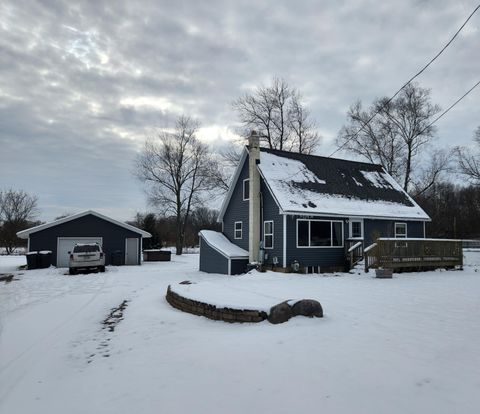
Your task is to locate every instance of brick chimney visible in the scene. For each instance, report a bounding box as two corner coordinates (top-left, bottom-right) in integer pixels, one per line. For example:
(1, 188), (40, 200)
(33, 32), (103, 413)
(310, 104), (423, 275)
(248, 131), (261, 263)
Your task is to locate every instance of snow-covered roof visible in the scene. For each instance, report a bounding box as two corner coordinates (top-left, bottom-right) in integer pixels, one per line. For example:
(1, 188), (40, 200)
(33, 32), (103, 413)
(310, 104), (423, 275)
(257, 148), (430, 221)
(16, 210), (152, 239)
(199, 230), (248, 259)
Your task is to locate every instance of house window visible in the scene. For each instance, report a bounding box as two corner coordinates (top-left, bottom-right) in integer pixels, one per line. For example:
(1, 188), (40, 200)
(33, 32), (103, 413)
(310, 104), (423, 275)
(395, 222), (407, 238)
(350, 220), (363, 239)
(297, 219), (344, 248)
(234, 221), (242, 239)
(243, 179), (249, 201)
(264, 221), (274, 249)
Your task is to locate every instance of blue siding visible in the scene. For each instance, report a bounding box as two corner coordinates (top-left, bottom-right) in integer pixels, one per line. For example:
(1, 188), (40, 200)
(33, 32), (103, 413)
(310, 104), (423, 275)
(29, 214), (143, 266)
(223, 153), (285, 266)
(199, 237), (229, 274)
(220, 151), (427, 271)
(364, 219), (425, 246)
(223, 157), (249, 250)
(285, 215), (348, 269)
(198, 236), (248, 275)
(261, 180), (284, 266)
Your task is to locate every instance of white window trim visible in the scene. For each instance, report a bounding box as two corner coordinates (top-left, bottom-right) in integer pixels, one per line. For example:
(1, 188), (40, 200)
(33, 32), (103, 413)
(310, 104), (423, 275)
(296, 219), (344, 248)
(243, 179), (250, 201)
(349, 219), (364, 239)
(234, 221), (243, 239)
(264, 220), (274, 249)
(394, 222), (407, 238)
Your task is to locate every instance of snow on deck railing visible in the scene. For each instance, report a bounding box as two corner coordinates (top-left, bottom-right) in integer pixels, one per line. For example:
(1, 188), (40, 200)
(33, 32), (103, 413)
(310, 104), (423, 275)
(348, 241), (362, 253)
(364, 243), (377, 253)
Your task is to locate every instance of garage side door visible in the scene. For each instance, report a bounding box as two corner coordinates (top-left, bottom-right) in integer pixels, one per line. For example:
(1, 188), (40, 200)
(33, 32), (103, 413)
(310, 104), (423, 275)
(57, 237), (102, 268)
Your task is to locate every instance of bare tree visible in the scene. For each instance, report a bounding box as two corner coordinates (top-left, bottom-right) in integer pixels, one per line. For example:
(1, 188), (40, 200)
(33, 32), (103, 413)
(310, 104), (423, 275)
(337, 83), (441, 192)
(233, 77), (321, 153)
(288, 92), (321, 154)
(456, 126), (480, 184)
(0, 189), (38, 254)
(411, 149), (452, 197)
(135, 115), (216, 255)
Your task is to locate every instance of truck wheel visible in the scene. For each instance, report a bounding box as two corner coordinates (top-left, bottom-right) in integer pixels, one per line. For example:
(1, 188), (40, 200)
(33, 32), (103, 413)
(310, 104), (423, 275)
(99, 266), (106, 273)
(69, 268), (76, 275)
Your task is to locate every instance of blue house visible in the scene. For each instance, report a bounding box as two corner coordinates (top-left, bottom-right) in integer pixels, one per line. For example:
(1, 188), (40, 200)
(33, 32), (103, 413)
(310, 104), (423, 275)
(199, 132), (430, 275)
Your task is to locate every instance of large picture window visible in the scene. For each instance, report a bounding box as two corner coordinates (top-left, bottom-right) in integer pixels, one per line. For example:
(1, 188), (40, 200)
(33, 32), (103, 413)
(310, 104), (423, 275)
(264, 221), (274, 249)
(297, 219), (344, 248)
(234, 221), (243, 239)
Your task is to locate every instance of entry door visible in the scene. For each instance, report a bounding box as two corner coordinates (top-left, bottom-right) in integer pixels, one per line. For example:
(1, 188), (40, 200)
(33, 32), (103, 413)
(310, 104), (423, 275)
(125, 238), (139, 265)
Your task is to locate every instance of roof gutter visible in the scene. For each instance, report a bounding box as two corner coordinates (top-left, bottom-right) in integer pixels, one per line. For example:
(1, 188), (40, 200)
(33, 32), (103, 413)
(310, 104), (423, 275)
(279, 210), (431, 222)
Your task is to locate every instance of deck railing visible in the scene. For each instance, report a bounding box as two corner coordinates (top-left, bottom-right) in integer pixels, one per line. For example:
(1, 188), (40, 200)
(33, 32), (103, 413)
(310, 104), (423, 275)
(346, 239), (363, 268)
(364, 238), (463, 272)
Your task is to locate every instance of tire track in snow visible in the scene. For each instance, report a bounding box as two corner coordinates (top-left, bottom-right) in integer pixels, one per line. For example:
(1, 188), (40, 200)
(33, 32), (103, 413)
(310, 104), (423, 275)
(0, 271), (113, 405)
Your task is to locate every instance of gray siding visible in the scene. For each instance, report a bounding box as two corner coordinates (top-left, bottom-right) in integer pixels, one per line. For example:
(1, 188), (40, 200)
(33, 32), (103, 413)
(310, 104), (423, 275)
(223, 157), (249, 250)
(199, 237), (229, 274)
(29, 214), (142, 266)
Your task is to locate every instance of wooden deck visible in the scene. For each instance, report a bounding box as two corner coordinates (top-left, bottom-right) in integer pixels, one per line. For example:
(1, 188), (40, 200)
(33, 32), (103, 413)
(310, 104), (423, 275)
(364, 238), (463, 272)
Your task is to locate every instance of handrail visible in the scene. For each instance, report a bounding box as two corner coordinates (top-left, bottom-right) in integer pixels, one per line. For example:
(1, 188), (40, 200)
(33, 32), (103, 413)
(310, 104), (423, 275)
(348, 241), (362, 253)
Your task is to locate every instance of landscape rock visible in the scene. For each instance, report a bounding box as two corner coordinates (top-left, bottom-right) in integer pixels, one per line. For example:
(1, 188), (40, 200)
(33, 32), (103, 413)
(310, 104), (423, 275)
(268, 301), (293, 324)
(291, 299), (323, 318)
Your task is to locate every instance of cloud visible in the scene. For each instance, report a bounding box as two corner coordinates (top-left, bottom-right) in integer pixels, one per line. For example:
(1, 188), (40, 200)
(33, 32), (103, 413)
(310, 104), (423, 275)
(0, 0), (479, 220)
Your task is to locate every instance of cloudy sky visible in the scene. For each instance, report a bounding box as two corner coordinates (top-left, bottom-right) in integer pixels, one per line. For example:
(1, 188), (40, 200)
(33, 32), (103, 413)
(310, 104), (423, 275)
(1, 0), (479, 222)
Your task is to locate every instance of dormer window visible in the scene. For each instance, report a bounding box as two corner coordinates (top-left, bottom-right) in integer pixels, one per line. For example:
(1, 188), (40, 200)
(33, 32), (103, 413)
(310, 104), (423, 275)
(243, 179), (250, 201)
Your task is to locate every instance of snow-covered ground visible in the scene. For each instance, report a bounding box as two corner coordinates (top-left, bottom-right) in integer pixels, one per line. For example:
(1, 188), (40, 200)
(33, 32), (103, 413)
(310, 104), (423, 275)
(1, 253), (479, 414)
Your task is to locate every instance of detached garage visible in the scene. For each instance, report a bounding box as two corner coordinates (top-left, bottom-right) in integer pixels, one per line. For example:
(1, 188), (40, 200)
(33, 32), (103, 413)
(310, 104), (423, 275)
(199, 230), (249, 275)
(17, 210), (151, 267)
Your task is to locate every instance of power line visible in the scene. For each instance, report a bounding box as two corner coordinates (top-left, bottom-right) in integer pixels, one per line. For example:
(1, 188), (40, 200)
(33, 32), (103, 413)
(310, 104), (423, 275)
(412, 79), (480, 138)
(329, 4), (480, 157)
(389, 79), (480, 156)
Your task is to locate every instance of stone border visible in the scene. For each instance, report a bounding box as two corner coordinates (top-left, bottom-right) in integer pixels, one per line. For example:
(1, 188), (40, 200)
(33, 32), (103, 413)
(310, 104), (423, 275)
(166, 285), (267, 323)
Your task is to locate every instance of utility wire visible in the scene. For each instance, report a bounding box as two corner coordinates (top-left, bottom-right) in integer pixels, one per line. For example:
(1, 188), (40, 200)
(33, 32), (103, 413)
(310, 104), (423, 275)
(329, 4), (480, 157)
(402, 79), (480, 147)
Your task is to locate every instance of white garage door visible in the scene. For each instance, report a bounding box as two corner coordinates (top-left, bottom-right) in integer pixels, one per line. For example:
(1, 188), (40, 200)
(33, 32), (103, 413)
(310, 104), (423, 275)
(57, 237), (103, 268)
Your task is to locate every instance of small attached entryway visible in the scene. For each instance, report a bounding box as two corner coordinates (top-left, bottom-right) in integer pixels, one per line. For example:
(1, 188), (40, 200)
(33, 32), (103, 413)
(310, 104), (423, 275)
(125, 238), (139, 265)
(198, 230), (249, 275)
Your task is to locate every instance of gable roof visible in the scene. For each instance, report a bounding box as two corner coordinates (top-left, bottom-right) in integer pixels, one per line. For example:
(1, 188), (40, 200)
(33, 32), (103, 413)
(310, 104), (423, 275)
(257, 148), (429, 220)
(219, 146), (429, 222)
(16, 210), (152, 239)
